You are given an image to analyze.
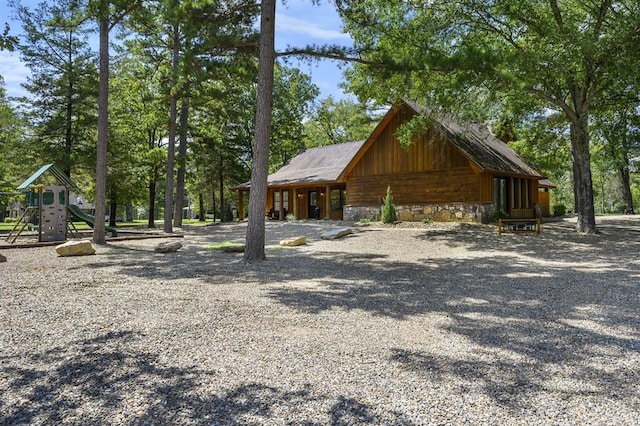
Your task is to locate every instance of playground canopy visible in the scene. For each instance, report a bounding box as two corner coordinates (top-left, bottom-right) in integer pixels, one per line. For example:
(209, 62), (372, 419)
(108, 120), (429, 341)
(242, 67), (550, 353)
(17, 164), (78, 192)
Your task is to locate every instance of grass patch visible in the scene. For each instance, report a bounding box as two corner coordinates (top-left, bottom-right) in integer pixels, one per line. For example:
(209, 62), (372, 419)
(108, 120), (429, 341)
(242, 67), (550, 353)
(206, 241), (243, 251)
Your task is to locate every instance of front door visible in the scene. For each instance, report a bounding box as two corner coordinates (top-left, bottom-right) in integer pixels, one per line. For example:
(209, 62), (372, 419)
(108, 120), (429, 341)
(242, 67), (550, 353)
(308, 191), (319, 219)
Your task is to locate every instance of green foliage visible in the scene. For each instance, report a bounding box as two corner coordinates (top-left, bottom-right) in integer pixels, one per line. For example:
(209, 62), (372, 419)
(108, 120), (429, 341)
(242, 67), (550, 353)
(495, 210), (509, 220)
(552, 204), (567, 217)
(338, 0), (640, 232)
(11, 0), (98, 178)
(395, 113), (433, 148)
(421, 217), (431, 224)
(285, 213), (296, 222)
(0, 23), (18, 51)
(304, 96), (380, 147)
(381, 185), (397, 224)
(269, 66), (319, 171)
(223, 202), (234, 222)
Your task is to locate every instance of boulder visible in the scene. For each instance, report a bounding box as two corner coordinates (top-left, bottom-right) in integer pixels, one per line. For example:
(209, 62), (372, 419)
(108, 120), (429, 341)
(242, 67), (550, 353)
(279, 236), (307, 247)
(0, 253), (6, 262)
(55, 240), (96, 257)
(320, 227), (352, 240)
(220, 244), (245, 253)
(154, 241), (183, 253)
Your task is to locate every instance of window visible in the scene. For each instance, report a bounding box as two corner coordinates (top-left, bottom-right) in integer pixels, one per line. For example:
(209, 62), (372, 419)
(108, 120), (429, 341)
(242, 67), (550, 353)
(509, 178), (531, 209)
(273, 192), (281, 211)
(282, 191), (289, 211)
(494, 178), (507, 213)
(330, 188), (348, 210)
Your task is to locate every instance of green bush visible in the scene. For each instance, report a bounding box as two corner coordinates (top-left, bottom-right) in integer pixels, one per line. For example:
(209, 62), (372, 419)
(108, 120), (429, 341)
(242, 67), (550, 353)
(494, 209), (509, 220)
(223, 202), (234, 222)
(552, 204), (566, 217)
(381, 185), (397, 224)
(286, 213), (296, 222)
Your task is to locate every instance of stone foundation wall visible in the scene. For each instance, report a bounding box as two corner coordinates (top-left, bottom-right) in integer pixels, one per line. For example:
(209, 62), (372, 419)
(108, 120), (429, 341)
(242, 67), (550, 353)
(344, 203), (495, 223)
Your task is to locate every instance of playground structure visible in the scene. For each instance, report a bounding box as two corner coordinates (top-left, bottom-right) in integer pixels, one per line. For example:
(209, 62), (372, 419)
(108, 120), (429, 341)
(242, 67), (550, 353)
(5, 164), (117, 244)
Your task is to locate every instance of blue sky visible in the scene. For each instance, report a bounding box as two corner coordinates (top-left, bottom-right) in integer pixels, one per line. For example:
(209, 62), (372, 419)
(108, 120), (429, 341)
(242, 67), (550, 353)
(0, 0), (353, 100)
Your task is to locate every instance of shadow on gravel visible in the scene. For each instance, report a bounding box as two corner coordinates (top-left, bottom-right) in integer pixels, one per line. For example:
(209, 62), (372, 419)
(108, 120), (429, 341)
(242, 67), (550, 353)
(1, 331), (412, 425)
(63, 220), (640, 414)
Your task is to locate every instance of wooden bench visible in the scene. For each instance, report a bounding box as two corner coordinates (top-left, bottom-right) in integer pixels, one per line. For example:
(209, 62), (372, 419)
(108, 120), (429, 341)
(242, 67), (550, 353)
(498, 217), (541, 235)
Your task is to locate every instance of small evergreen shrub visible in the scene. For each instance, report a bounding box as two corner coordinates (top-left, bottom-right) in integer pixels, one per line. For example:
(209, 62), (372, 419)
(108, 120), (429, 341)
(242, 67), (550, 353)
(223, 203), (234, 222)
(286, 213), (296, 222)
(381, 185), (397, 224)
(494, 209), (509, 220)
(552, 204), (566, 217)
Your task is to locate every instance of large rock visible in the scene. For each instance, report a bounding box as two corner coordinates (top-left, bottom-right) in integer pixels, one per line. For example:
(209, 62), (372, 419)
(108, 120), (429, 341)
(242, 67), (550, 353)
(0, 253), (6, 262)
(55, 240), (96, 257)
(279, 236), (307, 247)
(320, 227), (352, 240)
(154, 241), (183, 253)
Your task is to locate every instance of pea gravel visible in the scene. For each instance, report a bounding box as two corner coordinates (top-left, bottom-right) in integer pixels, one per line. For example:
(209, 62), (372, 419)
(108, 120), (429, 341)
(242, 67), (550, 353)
(1, 216), (639, 425)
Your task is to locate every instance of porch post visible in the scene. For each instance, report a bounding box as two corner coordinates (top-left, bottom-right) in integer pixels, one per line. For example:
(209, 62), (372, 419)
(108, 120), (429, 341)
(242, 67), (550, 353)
(324, 185), (331, 220)
(293, 189), (298, 219)
(279, 189), (284, 220)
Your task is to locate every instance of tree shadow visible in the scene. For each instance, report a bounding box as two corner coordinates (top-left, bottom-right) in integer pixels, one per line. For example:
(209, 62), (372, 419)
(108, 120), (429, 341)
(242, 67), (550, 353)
(1, 331), (413, 425)
(59, 219), (640, 415)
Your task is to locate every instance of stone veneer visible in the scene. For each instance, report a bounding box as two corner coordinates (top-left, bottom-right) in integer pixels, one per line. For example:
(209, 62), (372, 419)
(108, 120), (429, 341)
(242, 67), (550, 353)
(343, 203), (496, 223)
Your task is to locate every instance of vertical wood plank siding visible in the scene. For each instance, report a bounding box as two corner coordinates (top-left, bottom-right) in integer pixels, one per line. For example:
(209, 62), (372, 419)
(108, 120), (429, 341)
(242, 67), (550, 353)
(346, 105), (481, 206)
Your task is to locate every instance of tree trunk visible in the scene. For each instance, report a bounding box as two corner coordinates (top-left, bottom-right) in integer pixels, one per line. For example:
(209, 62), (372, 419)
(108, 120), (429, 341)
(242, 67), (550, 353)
(109, 186), (117, 228)
(148, 175), (156, 228)
(244, 0), (276, 262)
(211, 190), (217, 221)
(219, 156), (225, 221)
(569, 113), (597, 233)
(64, 43), (73, 179)
(619, 160), (635, 214)
(125, 202), (133, 222)
(173, 95), (189, 228)
(93, 2), (109, 244)
(198, 192), (205, 222)
(164, 23), (180, 233)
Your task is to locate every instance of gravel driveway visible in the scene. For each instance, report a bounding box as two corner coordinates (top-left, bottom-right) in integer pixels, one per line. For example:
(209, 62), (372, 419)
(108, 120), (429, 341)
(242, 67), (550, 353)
(1, 216), (639, 425)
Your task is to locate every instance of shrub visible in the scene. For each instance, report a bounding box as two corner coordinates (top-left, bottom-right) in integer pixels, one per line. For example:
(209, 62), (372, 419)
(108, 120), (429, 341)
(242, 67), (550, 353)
(285, 213), (296, 222)
(422, 217), (431, 224)
(494, 209), (509, 220)
(381, 185), (397, 224)
(552, 204), (566, 217)
(223, 202), (234, 222)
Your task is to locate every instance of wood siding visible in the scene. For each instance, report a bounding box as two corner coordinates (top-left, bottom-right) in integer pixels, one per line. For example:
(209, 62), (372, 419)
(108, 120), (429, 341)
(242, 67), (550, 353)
(346, 105), (480, 206)
(350, 109), (470, 177)
(347, 169), (480, 206)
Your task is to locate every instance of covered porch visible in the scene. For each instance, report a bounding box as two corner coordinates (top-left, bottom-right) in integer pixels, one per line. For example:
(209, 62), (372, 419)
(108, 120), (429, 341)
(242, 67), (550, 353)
(237, 184), (348, 221)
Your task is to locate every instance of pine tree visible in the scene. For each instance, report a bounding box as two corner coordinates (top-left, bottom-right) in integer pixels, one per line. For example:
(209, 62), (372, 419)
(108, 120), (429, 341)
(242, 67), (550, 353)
(381, 185), (396, 224)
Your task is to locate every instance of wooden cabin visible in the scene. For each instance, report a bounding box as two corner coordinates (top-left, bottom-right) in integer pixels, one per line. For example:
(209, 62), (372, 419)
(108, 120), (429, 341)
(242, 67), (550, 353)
(236, 100), (547, 223)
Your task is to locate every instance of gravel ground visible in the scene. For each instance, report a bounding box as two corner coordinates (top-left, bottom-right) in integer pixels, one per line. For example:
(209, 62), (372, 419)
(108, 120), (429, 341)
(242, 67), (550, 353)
(1, 216), (639, 425)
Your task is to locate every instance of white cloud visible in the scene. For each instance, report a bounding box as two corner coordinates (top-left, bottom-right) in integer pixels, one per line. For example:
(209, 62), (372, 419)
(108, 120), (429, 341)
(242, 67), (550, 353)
(0, 50), (30, 99)
(276, 13), (351, 42)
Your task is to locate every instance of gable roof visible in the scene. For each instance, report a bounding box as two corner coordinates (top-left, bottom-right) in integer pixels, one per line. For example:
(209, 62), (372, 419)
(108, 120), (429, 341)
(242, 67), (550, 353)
(397, 100), (544, 178)
(237, 141), (366, 188)
(17, 164), (79, 192)
(238, 100), (545, 190)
